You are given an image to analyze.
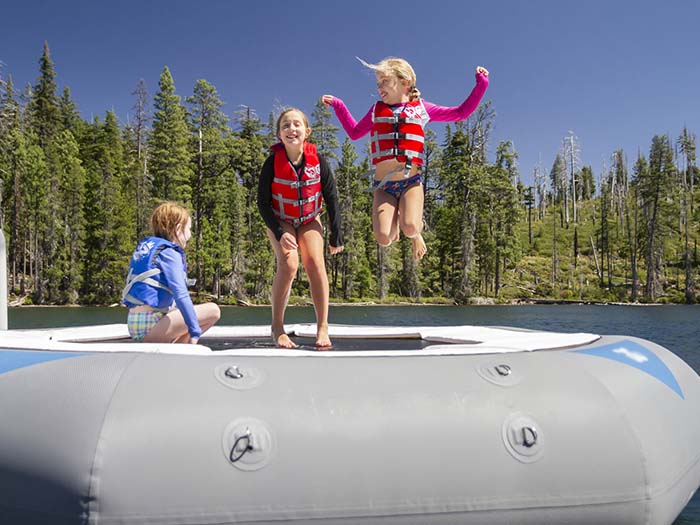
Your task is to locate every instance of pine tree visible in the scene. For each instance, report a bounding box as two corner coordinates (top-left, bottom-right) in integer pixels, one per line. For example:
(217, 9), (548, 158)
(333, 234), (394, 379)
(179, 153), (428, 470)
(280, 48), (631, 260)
(422, 128), (440, 227)
(26, 42), (63, 303)
(81, 112), (131, 303)
(58, 87), (82, 135)
(22, 134), (49, 301)
(0, 74), (20, 291)
(186, 79), (232, 294)
(438, 101), (494, 302)
(45, 130), (86, 302)
(578, 166), (595, 201)
(149, 67), (192, 203)
(309, 99), (339, 163)
(0, 74), (20, 136)
(231, 106), (270, 299)
(487, 141), (520, 296)
(128, 79), (151, 238)
(334, 137), (370, 299)
(678, 127), (696, 302)
(438, 124), (472, 299)
(638, 136), (675, 301)
(549, 153), (567, 210)
(29, 42), (60, 148)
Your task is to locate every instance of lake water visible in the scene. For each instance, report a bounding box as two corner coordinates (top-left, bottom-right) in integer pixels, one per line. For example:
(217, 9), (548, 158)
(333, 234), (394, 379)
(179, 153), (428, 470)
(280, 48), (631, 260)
(7, 304), (700, 523)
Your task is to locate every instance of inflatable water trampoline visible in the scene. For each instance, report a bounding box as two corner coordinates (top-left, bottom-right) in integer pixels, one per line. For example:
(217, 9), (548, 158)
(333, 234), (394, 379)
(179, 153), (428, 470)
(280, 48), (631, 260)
(0, 322), (699, 525)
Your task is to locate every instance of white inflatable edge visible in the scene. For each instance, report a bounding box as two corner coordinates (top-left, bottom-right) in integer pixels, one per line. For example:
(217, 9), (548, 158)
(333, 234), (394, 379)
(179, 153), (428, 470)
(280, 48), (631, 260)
(0, 324), (600, 356)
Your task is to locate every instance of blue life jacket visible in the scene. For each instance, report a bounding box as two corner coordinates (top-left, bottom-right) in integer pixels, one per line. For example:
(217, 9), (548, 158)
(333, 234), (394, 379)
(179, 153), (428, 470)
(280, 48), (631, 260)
(122, 237), (186, 309)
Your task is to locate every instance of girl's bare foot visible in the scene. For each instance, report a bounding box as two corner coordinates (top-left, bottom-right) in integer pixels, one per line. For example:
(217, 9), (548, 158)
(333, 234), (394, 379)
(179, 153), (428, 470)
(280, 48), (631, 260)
(412, 234), (427, 261)
(316, 325), (332, 350)
(272, 330), (297, 349)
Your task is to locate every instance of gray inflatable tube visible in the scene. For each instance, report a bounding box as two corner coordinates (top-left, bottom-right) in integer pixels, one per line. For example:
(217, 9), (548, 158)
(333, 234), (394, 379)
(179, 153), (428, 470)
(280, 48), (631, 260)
(0, 323), (699, 524)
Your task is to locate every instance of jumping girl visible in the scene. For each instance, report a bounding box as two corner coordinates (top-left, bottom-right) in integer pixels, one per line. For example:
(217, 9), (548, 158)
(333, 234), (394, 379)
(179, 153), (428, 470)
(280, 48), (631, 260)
(322, 57), (489, 260)
(257, 108), (344, 349)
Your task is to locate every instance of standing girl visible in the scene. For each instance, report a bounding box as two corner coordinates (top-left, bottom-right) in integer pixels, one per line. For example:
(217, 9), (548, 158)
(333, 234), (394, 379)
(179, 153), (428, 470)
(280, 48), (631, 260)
(257, 108), (344, 349)
(322, 57), (489, 260)
(122, 202), (220, 344)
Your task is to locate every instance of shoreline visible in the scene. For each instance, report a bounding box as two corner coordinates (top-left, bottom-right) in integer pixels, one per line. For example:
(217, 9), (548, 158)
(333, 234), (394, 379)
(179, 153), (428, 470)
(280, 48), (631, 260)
(6, 299), (677, 308)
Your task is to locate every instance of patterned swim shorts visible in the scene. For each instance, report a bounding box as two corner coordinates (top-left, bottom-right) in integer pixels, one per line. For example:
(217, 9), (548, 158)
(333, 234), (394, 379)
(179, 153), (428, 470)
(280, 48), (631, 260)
(127, 310), (165, 341)
(374, 174), (422, 198)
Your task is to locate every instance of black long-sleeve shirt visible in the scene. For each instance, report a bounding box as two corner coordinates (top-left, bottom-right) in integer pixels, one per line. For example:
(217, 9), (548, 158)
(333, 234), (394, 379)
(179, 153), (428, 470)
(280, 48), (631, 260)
(257, 151), (343, 247)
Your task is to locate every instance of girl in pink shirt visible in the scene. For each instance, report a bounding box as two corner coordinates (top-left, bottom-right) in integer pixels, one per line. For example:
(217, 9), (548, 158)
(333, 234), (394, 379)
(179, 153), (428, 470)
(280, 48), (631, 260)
(322, 57), (489, 260)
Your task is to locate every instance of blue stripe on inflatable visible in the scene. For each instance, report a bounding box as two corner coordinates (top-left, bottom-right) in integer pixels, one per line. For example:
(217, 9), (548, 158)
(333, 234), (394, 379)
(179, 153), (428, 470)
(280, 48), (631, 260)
(573, 340), (684, 399)
(0, 350), (86, 375)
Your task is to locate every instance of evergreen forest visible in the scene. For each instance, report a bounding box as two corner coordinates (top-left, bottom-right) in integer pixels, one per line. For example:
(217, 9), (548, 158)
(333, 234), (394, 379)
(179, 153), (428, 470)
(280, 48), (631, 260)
(1, 43), (698, 306)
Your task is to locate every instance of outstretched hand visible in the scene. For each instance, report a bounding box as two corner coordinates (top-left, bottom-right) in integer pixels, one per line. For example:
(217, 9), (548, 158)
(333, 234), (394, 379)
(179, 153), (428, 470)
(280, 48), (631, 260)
(475, 66), (489, 77)
(321, 95), (334, 106)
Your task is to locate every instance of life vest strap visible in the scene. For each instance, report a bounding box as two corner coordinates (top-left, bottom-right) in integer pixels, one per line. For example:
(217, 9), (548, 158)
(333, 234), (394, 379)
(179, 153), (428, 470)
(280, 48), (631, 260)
(273, 194), (322, 226)
(298, 194), (320, 206)
(373, 132), (425, 142)
(273, 210), (321, 227)
(370, 148), (425, 161)
(121, 267), (173, 305)
(272, 176), (321, 189)
(273, 194), (319, 206)
(373, 116), (423, 125)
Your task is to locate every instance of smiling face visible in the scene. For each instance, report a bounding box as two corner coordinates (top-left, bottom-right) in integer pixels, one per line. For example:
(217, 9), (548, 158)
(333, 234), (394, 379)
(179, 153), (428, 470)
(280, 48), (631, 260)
(277, 110), (310, 149)
(376, 72), (410, 105)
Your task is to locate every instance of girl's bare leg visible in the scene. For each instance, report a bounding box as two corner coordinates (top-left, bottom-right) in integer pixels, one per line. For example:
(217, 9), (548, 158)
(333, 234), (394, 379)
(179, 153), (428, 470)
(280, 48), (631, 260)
(398, 183), (427, 260)
(373, 189), (400, 246)
(267, 225), (299, 348)
(297, 218), (332, 348)
(143, 303), (221, 344)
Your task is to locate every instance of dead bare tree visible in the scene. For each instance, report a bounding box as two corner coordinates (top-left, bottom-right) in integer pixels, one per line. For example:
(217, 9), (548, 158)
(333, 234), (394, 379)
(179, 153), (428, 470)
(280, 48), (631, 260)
(563, 131), (582, 224)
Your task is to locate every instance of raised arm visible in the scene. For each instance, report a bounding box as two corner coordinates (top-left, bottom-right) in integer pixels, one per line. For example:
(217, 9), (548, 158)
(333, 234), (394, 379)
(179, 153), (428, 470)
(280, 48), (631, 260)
(321, 95), (373, 140)
(424, 67), (490, 123)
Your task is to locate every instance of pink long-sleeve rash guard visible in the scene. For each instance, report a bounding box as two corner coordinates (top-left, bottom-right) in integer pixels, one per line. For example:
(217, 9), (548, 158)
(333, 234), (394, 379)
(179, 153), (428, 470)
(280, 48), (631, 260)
(330, 72), (489, 140)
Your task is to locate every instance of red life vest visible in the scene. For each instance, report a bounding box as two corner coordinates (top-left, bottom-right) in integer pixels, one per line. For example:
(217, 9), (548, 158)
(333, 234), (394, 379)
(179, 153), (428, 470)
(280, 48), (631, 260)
(270, 142), (323, 226)
(370, 99), (428, 167)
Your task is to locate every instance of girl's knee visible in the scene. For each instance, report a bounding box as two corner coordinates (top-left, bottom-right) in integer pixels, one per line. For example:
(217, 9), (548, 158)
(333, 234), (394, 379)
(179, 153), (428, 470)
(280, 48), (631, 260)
(208, 303), (221, 321)
(278, 256), (299, 277)
(401, 221), (422, 238)
(375, 231), (393, 246)
(303, 256), (326, 276)
(197, 303), (221, 324)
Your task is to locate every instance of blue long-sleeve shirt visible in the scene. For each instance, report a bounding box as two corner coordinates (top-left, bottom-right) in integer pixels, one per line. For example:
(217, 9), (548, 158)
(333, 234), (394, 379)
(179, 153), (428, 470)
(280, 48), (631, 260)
(155, 247), (201, 339)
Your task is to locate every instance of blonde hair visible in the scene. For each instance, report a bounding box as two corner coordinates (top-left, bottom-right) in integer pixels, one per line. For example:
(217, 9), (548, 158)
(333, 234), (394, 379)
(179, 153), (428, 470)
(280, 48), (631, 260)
(357, 56), (421, 100)
(275, 107), (311, 140)
(150, 201), (191, 241)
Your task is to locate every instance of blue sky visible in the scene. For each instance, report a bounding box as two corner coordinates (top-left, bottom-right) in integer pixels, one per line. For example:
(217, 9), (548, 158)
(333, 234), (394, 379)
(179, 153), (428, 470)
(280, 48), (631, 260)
(2, 0), (698, 186)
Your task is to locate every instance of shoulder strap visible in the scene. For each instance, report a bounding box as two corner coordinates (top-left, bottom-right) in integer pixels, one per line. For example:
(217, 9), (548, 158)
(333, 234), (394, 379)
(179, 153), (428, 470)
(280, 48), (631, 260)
(121, 245), (174, 304)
